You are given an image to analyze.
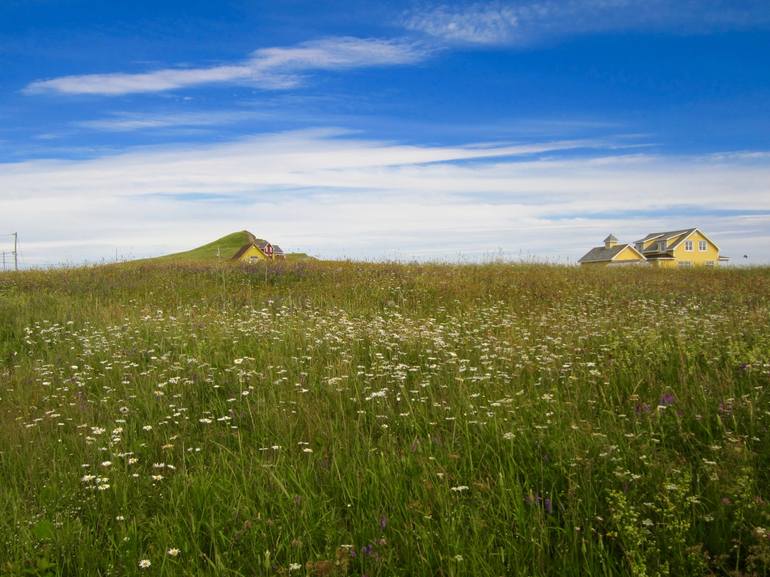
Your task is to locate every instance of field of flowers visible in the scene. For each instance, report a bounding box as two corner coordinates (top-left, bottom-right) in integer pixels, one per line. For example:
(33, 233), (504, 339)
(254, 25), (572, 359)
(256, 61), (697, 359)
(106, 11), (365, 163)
(1, 261), (769, 576)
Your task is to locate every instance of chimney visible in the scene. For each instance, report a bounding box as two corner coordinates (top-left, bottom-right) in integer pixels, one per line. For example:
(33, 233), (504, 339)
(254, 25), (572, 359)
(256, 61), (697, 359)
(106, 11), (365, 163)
(604, 234), (618, 249)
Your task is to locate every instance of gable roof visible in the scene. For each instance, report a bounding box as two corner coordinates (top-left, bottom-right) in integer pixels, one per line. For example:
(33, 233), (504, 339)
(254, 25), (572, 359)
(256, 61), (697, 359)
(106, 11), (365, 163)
(635, 228), (696, 245)
(231, 243), (258, 260)
(635, 228), (720, 254)
(667, 228), (720, 252)
(231, 238), (269, 260)
(230, 235), (289, 260)
(578, 243), (645, 264)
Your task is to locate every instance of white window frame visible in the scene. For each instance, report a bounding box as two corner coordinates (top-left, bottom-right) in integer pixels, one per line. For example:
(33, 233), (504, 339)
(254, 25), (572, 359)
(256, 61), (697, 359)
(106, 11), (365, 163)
(698, 240), (707, 252)
(705, 260), (715, 267)
(679, 260), (692, 268)
(684, 240), (693, 252)
(657, 241), (666, 252)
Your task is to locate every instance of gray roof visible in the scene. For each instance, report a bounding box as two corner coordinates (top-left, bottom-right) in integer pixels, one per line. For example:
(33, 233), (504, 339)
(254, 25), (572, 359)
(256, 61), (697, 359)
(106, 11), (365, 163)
(636, 228), (696, 244)
(636, 228), (696, 255)
(579, 243), (638, 263)
(603, 234), (618, 243)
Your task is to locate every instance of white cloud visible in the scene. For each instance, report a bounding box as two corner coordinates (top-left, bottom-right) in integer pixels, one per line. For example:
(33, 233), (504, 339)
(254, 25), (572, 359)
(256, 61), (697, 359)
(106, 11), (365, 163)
(76, 110), (267, 132)
(1, 129), (769, 267)
(24, 3), (769, 98)
(250, 36), (428, 71)
(404, 4), (520, 44)
(26, 65), (252, 96)
(24, 37), (430, 96)
(403, 0), (770, 45)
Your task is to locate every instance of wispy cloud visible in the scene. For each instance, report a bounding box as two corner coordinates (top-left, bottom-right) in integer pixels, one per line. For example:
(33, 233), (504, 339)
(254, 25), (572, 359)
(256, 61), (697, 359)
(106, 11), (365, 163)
(2, 129), (769, 265)
(404, 4), (521, 44)
(25, 2), (769, 97)
(24, 37), (430, 96)
(76, 110), (267, 132)
(403, 0), (770, 45)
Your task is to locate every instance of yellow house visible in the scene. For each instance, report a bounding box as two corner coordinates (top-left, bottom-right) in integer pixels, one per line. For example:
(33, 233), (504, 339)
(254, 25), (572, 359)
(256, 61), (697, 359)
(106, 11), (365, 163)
(231, 236), (285, 263)
(579, 228), (727, 267)
(578, 234), (647, 266)
(633, 228), (726, 268)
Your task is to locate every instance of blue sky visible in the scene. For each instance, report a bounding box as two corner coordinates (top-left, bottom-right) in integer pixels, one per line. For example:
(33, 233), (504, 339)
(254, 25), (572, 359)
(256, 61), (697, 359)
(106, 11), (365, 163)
(1, 0), (769, 265)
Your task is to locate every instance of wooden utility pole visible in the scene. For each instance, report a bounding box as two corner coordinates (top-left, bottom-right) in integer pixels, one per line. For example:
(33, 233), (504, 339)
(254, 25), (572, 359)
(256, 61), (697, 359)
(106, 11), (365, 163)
(13, 232), (18, 271)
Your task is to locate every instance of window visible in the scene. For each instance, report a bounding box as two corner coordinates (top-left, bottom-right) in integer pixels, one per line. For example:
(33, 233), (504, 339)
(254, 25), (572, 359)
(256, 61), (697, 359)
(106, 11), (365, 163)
(249, 256), (259, 264)
(679, 261), (692, 268)
(684, 240), (693, 251)
(657, 241), (666, 252)
(699, 240), (707, 252)
(705, 261), (715, 267)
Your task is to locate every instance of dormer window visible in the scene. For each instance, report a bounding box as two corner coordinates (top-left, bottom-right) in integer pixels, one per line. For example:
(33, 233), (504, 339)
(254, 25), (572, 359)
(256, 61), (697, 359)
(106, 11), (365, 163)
(657, 241), (666, 252)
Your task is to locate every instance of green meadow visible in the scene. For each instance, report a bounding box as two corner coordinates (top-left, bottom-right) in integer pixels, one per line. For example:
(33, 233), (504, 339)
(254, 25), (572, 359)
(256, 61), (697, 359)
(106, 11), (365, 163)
(1, 261), (769, 576)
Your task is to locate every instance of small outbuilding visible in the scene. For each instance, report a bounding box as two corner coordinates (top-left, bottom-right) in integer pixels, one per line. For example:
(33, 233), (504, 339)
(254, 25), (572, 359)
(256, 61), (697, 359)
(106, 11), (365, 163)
(231, 232), (286, 263)
(578, 234), (647, 266)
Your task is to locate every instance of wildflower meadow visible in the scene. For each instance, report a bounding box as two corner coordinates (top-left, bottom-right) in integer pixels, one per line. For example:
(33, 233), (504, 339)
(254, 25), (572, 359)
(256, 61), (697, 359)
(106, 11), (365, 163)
(1, 261), (769, 576)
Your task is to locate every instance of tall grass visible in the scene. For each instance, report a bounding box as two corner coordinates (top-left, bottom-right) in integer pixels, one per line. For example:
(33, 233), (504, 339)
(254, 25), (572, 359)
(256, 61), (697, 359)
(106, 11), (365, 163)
(1, 261), (769, 576)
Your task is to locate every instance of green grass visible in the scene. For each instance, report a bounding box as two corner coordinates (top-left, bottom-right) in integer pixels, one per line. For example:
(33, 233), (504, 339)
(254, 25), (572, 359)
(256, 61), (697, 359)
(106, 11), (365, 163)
(1, 261), (769, 576)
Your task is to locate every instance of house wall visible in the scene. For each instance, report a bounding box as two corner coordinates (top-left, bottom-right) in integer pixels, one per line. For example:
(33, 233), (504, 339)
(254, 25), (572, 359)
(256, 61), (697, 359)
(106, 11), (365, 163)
(613, 246), (645, 262)
(672, 230), (720, 267)
(648, 259), (677, 269)
(237, 245), (267, 262)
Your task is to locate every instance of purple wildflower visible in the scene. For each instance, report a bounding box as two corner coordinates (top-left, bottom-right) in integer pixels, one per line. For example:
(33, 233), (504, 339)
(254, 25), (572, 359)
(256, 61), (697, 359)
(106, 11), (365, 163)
(659, 393), (676, 406)
(635, 402), (651, 415)
(718, 401), (733, 415)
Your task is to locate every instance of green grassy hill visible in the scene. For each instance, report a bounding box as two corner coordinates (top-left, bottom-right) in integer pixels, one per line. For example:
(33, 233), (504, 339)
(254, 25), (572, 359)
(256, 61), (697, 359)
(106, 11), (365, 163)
(156, 230), (260, 262)
(152, 230), (313, 262)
